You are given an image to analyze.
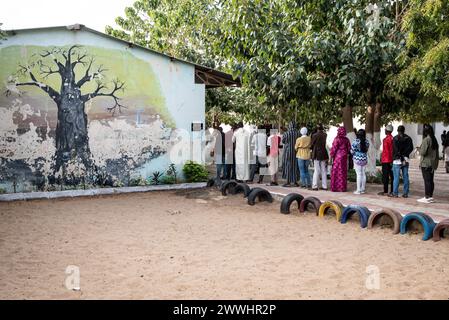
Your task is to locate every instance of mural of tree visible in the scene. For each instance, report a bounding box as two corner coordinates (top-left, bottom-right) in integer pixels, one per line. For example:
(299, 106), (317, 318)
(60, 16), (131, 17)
(6, 45), (125, 174)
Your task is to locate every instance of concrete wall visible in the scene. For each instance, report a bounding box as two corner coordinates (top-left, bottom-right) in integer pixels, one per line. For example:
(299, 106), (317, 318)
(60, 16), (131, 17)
(0, 28), (205, 193)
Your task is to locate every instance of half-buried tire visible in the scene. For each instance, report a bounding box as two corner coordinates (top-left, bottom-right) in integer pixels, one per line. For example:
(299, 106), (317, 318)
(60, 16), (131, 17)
(206, 178), (215, 187)
(299, 197), (322, 215)
(318, 200), (344, 221)
(221, 180), (238, 196)
(234, 183), (251, 198)
(400, 212), (436, 241)
(280, 193), (304, 214)
(433, 218), (449, 242)
(340, 205), (371, 228)
(367, 208), (403, 234)
(247, 187), (273, 206)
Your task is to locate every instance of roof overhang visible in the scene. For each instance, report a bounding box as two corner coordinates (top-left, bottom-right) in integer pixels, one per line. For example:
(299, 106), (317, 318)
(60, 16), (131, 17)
(195, 65), (241, 89)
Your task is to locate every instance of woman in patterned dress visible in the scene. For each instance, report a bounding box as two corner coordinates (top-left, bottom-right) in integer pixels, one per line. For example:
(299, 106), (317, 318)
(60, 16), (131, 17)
(330, 126), (351, 192)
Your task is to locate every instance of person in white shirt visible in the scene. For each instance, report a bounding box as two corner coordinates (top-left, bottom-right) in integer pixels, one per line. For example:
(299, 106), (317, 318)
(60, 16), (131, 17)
(249, 125), (268, 184)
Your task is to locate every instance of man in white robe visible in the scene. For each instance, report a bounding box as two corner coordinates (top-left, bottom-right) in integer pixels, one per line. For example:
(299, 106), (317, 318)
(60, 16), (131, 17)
(232, 123), (251, 181)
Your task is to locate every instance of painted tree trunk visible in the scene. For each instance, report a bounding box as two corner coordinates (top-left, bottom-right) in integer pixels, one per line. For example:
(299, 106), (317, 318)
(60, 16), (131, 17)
(54, 83), (91, 173)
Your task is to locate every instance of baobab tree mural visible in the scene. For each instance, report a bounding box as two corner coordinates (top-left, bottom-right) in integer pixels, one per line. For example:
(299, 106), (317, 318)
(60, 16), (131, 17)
(6, 45), (125, 175)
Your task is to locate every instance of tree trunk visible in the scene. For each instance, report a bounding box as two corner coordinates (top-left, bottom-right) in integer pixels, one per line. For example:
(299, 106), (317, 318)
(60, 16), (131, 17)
(365, 101), (377, 175)
(54, 85), (91, 174)
(342, 104), (356, 142)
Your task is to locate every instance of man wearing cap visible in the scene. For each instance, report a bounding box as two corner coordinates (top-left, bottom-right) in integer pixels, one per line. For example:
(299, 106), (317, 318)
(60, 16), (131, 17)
(378, 124), (394, 196)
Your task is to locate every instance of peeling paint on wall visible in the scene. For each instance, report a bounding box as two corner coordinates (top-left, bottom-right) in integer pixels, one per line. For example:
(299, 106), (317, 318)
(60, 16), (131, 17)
(0, 30), (205, 193)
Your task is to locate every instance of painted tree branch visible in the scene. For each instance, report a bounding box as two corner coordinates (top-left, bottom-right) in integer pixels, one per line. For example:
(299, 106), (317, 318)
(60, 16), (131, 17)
(82, 80), (126, 115)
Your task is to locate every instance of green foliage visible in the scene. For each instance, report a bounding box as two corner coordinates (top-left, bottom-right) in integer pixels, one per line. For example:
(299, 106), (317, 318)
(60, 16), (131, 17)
(182, 161), (209, 182)
(166, 163), (178, 183)
(150, 171), (164, 185)
(129, 176), (147, 186)
(160, 175), (176, 185)
(389, 0), (449, 123)
(0, 187), (6, 194)
(108, 0), (449, 126)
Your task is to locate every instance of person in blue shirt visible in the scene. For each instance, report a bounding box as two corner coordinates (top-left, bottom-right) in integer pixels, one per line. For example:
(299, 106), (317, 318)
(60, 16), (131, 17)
(351, 129), (370, 194)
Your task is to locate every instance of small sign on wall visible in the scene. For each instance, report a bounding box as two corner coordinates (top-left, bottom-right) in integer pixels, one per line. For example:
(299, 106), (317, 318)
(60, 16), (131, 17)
(191, 122), (204, 131)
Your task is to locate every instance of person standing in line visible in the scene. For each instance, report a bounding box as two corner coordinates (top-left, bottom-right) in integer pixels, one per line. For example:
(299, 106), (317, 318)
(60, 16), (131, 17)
(266, 126), (281, 186)
(390, 125), (414, 198)
(210, 124), (225, 180)
(311, 124), (329, 191)
(249, 125), (268, 184)
(232, 122), (251, 182)
(330, 126), (351, 192)
(224, 124), (236, 180)
(351, 129), (370, 195)
(295, 127), (312, 189)
(378, 124), (394, 196)
(418, 124), (439, 203)
(442, 130), (448, 160)
(282, 122), (301, 187)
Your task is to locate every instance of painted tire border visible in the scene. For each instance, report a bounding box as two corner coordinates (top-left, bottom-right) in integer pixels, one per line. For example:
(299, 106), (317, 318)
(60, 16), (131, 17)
(247, 187), (274, 206)
(433, 218), (449, 242)
(299, 196), (322, 215)
(318, 200), (344, 221)
(280, 193), (304, 214)
(234, 183), (251, 198)
(340, 205), (372, 228)
(400, 212), (436, 241)
(221, 181), (238, 196)
(367, 208), (403, 234)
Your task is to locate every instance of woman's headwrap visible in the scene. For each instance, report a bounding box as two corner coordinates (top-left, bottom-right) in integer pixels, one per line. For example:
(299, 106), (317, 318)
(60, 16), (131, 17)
(337, 126), (347, 137)
(300, 127), (308, 136)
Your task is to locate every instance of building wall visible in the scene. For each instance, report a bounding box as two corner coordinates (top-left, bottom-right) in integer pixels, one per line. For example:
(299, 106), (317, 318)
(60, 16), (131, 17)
(0, 28), (205, 192)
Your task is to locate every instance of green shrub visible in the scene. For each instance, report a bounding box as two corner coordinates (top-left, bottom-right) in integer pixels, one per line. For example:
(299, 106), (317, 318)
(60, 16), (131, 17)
(166, 163), (178, 183)
(129, 176), (147, 186)
(161, 175), (176, 185)
(182, 161), (209, 182)
(0, 187), (6, 194)
(149, 171), (164, 185)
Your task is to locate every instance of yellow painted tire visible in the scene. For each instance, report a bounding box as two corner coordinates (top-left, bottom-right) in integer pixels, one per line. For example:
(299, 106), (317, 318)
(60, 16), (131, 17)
(318, 200), (344, 221)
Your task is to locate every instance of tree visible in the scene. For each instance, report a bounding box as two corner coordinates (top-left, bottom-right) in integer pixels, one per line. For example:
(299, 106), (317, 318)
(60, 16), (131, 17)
(389, 0), (449, 124)
(6, 45), (125, 175)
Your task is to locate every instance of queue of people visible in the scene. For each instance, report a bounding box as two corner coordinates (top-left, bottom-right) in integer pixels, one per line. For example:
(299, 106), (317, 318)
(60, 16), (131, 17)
(209, 122), (442, 204)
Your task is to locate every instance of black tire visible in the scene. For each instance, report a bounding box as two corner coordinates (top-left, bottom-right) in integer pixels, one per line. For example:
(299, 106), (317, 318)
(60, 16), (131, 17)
(234, 183), (251, 198)
(221, 180), (238, 196)
(247, 187), (273, 206)
(207, 178), (215, 187)
(280, 193), (304, 214)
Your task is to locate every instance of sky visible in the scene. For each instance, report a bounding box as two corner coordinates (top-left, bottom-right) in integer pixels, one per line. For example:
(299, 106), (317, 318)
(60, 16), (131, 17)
(1, 0), (136, 33)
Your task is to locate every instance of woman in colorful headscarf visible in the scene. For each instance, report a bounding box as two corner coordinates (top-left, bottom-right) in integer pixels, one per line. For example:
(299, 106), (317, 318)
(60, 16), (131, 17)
(330, 126), (351, 192)
(282, 122), (301, 187)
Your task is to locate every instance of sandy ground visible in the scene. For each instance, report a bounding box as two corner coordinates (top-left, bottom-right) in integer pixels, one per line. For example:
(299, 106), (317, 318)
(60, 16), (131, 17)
(1, 188), (449, 300)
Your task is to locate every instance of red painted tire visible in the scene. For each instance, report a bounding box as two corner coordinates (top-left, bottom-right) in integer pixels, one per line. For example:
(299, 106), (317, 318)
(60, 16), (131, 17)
(299, 196), (322, 215)
(367, 208), (403, 234)
(433, 218), (449, 242)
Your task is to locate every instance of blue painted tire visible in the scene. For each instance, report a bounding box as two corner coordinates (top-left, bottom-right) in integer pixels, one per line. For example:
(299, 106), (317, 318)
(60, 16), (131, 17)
(400, 212), (436, 241)
(340, 205), (371, 228)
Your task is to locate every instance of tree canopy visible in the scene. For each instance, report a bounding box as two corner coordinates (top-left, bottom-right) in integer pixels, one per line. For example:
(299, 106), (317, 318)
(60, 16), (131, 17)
(107, 0), (449, 127)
